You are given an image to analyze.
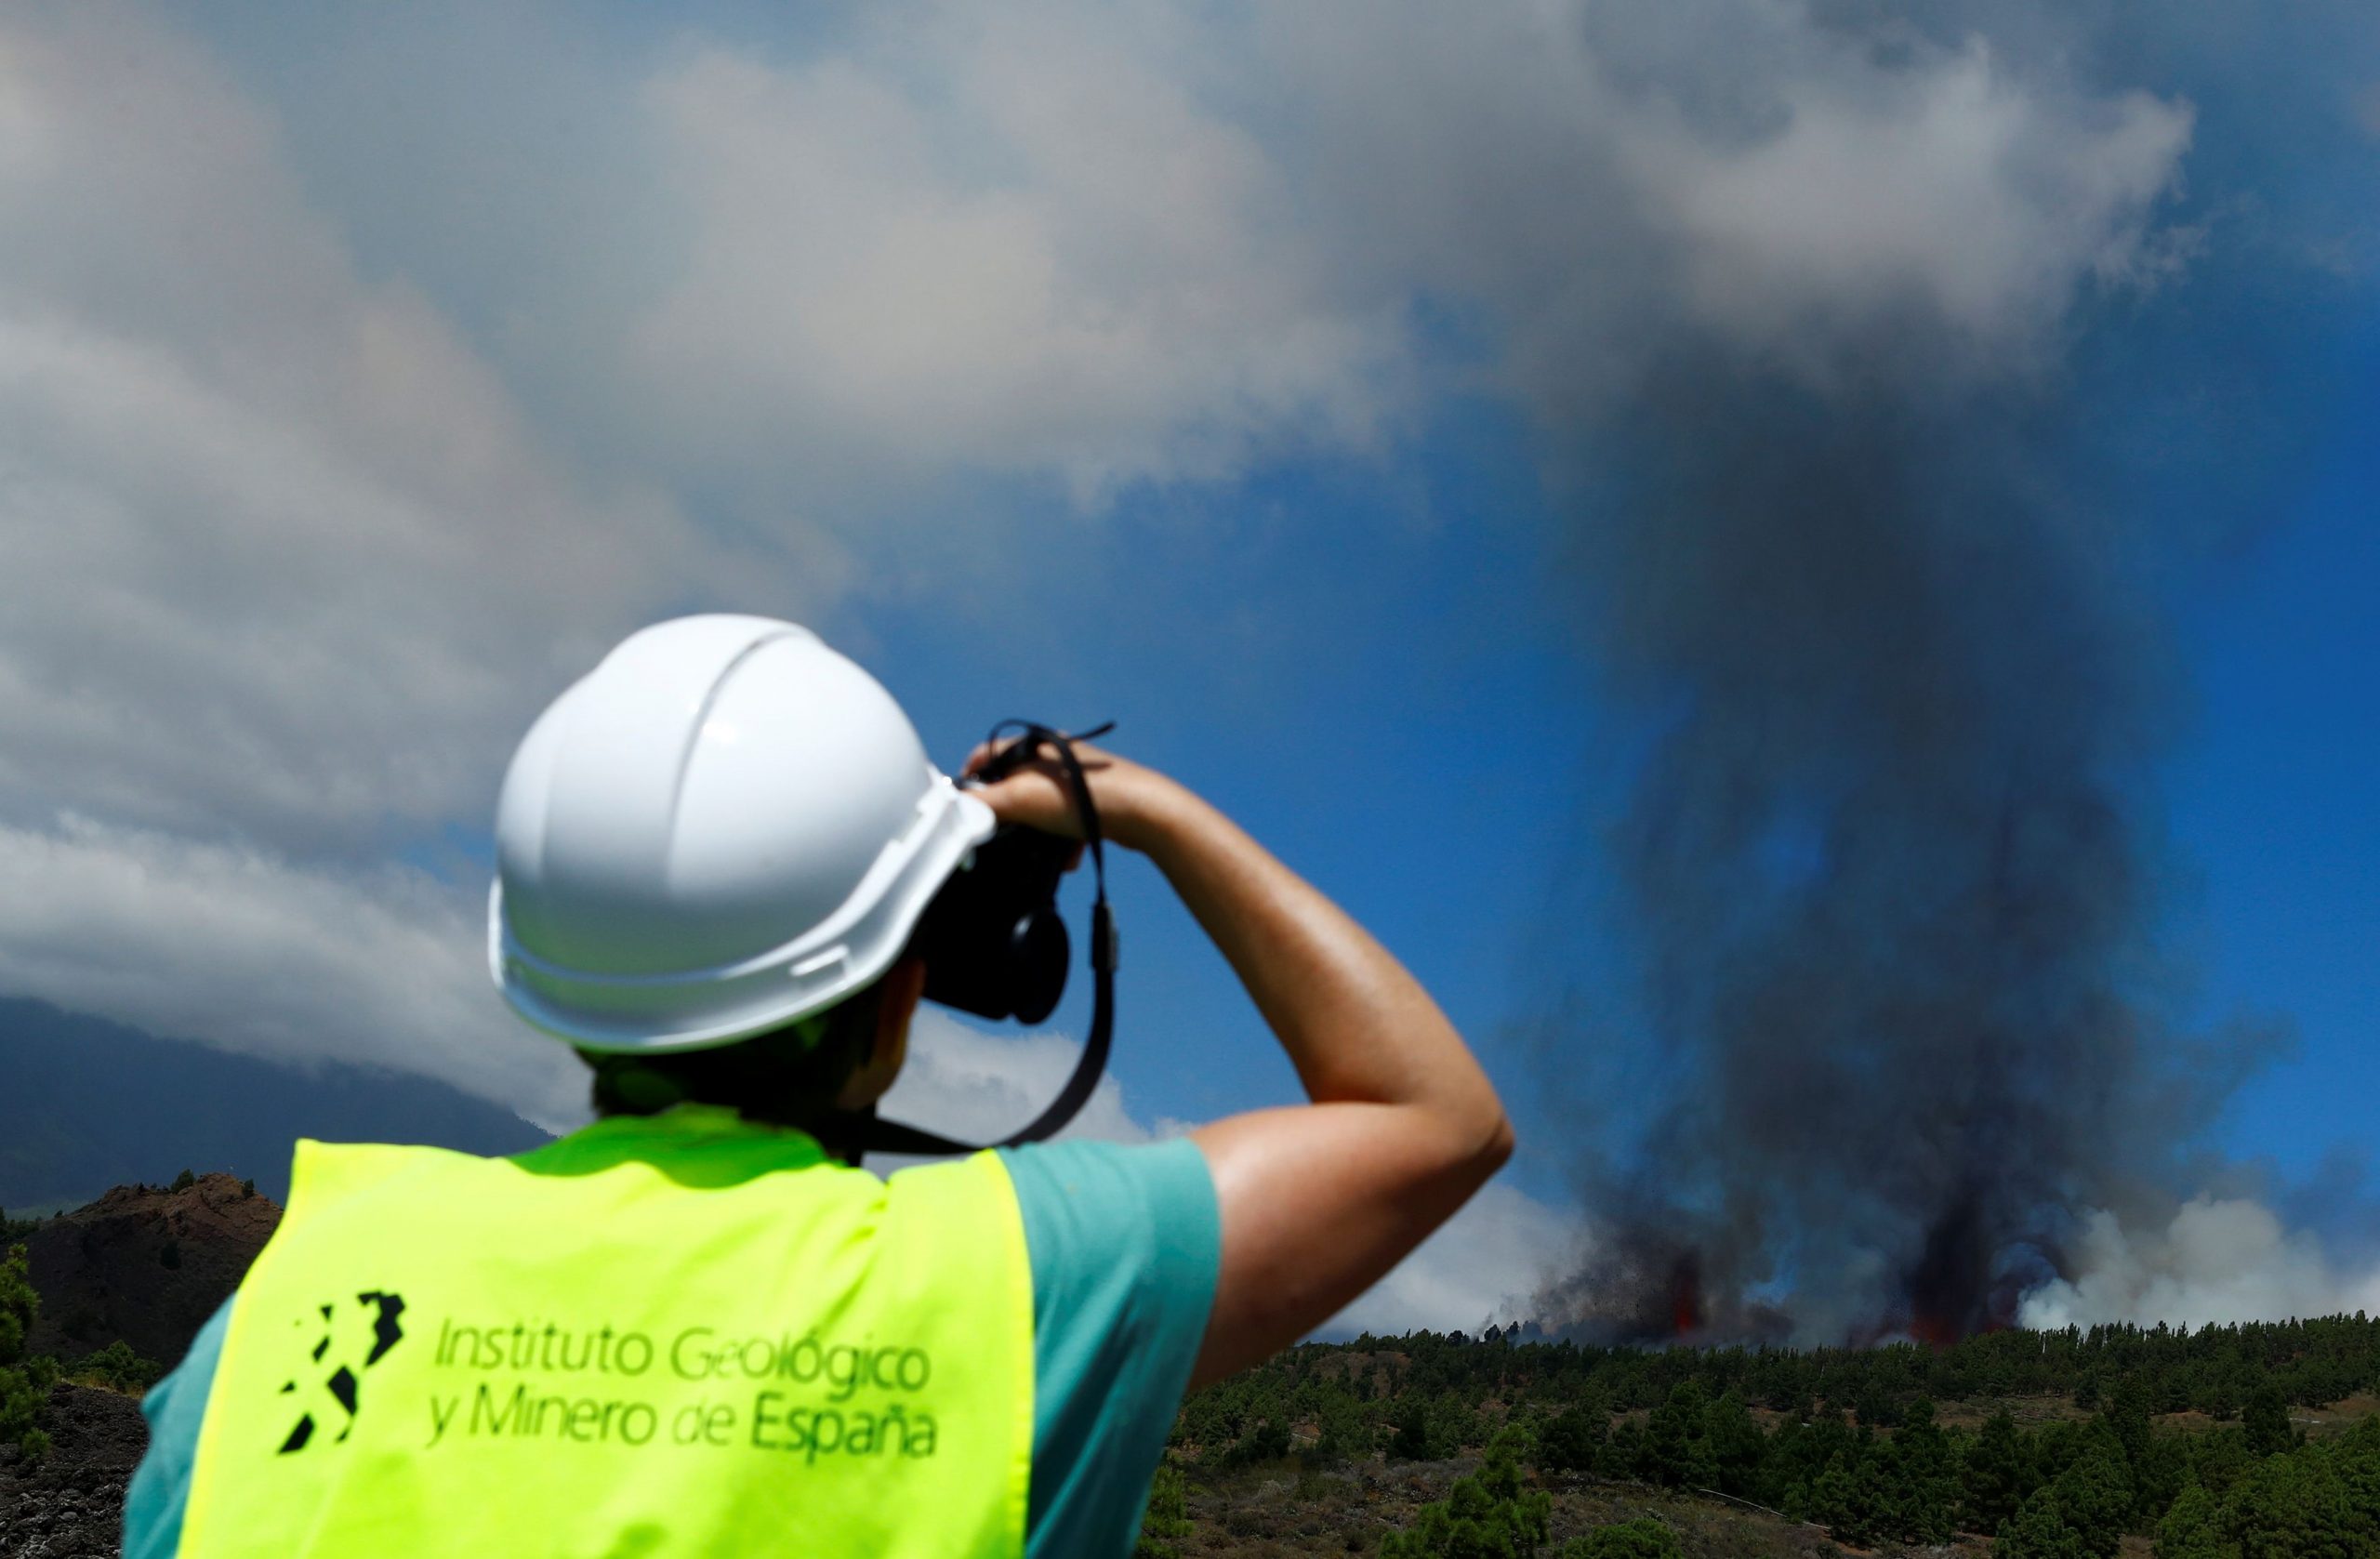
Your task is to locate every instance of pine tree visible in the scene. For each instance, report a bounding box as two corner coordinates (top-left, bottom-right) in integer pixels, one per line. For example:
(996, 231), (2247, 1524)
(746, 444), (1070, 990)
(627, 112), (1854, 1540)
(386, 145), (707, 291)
(2055, 1437), (2136, 1559)
(2218, 1450), (2359, 1559)
(1536, 1402), (1606, 1474)
(1808, 1450), (1873, 1548)
(2241, 1385), (2294, 1459)
(1598, 1420), (1645, 1483)
(1638, 1381), (1716, 1490)
(1, 1244), (60, 1461)
(2153, 1482), (2228, 1559)
(1962, 1409), (2030, 1533)
(1998, 1486), (2092, 1559)
(1888, 1398), (1957, 1541)
(1382, 1426), (1551, 1559)
(1702, 1390), (1767, 1500)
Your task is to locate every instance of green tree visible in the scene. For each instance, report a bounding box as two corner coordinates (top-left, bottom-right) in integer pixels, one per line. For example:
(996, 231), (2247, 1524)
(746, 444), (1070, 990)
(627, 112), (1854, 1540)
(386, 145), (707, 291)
(1807, 1450), (1875, 1548)
(1392, 1394), (1434, 1460)
(2056, 1437), (2137, 1558)
(1886, 1398), (1957, 1542)
(1702, 1390), (1767, 1500)
(1382, 1426), (1552, 1559)
(2191, 1429), (2255, 1500)
(1996, 1438), (2134, 1559)
(2218, 1450), (2359, 1559)
(1133, 1462), (1194, 1559)
(1535, 1403), (1605, 1474)
(1314, 1388), (1374, 1465)
(1637, 1381), (1716, 1490)
(1558, 1517), (1682, 1559)
(1999, 1486), (2093, 1559)
(2153, 1482), (2229, 1559)
(1, 1243), (60, 1461)
(2241, 1386), (2294, 1460)
(2324, 1415), (2380, 1542)
(1963, 1409), (2030, 1533)
(169, 1168), (196, 1192)
(1597, 1420), (1644, 1482)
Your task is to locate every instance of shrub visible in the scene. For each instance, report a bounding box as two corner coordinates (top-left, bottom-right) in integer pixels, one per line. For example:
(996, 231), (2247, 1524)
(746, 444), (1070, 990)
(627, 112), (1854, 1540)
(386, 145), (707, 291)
(1134, 1461), (1195, 1559)
(1560, 1519), (1681, 1559)
(73, 1339), (165, 1394)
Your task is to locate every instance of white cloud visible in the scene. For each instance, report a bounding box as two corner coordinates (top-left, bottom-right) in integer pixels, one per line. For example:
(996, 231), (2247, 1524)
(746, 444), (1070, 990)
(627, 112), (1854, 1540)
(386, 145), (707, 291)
(1638, 39), (2193, 371)
(2019, 1197), (2380, 1330)
(614, 16), (1405, 508)
(1325, 1181), (1588, 1340)
(879, 1006), (1153, 1150)
(0, 814), (582, 1128)
(1255, 2), (2193, 406)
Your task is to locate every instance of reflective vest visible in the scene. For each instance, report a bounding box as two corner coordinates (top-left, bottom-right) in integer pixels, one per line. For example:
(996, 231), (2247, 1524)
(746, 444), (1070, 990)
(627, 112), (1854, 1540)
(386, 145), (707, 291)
(177, 1107), (1034, 1558)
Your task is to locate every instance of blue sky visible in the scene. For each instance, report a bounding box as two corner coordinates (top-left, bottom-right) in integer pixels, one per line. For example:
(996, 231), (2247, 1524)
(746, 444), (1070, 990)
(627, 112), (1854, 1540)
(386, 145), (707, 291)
(0, 0), (2373, 1332)
(2171, 336), (2380, 1184)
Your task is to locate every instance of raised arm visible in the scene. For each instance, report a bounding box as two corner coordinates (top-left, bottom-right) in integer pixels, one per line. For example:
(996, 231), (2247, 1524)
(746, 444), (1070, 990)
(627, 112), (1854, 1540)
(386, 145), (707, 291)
(965, 744), (1514, 1387)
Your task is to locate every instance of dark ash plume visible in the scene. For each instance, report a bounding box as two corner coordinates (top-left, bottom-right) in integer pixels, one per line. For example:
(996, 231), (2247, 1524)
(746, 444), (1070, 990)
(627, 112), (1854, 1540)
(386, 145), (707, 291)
(1536, 358), (2233, 1345)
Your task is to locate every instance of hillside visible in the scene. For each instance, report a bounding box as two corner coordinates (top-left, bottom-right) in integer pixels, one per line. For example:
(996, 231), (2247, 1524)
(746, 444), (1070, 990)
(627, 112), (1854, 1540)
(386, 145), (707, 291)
(0, 997), (548, 1209)
(1157, 1327), (2380, 1555)
(20, 1174), (280, 1367)
(9, 1185), (2380, 1556)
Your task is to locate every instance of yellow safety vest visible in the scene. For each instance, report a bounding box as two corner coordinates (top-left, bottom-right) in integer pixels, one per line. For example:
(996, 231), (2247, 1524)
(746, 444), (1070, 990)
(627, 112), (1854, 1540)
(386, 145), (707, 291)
(177, 1106), (1034, 1558)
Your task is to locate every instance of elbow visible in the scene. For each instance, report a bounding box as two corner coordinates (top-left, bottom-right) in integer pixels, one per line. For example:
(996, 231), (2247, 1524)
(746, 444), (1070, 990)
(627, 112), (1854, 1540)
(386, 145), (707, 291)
(1435, 1095), (1514, 1189)
(1475, 1109), (1514, 1170)
(1475, 1109), (1516, 1177)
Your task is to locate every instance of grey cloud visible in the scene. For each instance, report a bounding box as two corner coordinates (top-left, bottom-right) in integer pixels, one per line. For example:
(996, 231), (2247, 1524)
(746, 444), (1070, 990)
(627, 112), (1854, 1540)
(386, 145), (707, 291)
(0, 3), (835, 857)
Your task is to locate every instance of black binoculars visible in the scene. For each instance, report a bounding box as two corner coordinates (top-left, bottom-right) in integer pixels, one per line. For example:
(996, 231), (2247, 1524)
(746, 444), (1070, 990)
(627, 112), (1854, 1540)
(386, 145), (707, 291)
(914, 823), (1075, 1024)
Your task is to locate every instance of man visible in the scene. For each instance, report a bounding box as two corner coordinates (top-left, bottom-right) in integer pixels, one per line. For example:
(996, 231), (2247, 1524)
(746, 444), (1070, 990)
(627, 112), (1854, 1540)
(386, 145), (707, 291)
(126, 615), (1513, 1557)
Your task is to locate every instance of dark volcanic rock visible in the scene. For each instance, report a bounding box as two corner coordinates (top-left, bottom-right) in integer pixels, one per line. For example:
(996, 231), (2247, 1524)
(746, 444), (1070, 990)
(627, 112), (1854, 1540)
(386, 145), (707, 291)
(24, 1174), (279, 1372)
(0, 1383), (147, 1558)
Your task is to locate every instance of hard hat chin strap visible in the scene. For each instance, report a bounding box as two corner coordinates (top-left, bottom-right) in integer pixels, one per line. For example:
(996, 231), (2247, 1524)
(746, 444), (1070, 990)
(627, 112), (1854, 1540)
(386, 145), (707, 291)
(859, 720), (1117, 1158)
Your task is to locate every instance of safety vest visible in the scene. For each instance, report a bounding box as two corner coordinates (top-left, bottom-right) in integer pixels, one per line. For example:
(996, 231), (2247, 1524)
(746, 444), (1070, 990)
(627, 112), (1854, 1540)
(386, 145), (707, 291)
(177, 1106), (1034, 1558)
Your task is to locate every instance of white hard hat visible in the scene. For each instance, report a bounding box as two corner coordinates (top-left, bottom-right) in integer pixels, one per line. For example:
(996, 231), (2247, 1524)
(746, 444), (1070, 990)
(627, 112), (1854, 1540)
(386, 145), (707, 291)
(489, 614), (995, 1052)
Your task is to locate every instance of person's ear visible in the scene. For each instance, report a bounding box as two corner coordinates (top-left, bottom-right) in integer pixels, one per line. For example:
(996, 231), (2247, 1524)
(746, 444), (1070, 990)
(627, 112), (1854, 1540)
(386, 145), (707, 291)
(836, 956), (927, 1110)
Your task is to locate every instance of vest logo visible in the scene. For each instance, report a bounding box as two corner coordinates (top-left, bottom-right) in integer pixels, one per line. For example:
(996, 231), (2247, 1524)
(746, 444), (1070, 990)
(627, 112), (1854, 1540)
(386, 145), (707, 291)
(277, 1289), (407, 1454)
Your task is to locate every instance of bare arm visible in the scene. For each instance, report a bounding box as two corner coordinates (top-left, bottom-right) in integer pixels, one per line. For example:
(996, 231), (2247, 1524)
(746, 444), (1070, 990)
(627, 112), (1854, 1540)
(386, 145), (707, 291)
(965, 745), (1514, 1388)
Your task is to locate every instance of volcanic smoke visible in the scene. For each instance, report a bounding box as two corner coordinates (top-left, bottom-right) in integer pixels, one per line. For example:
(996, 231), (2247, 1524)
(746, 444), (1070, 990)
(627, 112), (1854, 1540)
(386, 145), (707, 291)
(1533, 361), (2250, 1347)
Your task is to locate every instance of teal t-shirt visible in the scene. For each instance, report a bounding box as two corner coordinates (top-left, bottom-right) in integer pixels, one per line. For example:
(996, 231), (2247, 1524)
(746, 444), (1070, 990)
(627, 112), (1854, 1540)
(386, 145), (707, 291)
(123, 1134), (1219, 1559)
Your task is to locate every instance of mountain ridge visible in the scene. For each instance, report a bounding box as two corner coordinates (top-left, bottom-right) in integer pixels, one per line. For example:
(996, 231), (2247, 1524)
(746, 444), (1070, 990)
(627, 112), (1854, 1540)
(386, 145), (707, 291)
(0, 996), (549, 1209)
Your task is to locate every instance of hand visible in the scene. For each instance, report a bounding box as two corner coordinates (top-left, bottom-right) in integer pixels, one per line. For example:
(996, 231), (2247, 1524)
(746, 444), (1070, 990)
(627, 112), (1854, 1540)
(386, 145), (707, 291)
(959, 736), (1180, 854)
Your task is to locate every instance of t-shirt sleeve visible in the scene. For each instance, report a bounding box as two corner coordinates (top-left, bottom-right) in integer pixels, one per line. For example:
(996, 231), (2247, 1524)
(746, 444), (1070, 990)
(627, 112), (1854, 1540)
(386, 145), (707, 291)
(998, 1135), (1219, 1559)
(123, 1295), (234, 1559)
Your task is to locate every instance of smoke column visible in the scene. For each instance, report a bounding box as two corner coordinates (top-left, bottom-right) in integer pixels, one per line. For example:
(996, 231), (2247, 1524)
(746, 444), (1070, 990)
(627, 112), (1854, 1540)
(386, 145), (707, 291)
(1538, 363), (2221, 1343)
